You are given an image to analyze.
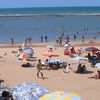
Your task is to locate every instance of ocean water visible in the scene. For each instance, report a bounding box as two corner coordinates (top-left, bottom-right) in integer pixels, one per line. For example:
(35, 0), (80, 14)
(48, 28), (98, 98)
(0, 7), (100, 44)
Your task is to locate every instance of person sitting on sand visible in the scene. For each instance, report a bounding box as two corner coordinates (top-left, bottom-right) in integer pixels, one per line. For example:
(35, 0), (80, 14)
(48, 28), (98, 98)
(87, 53), (92, 61)
(81, 65), (86, 73)
(18, 46), (23, 53)
(22, 63), (35, 67)
(76, 63), (82, 73)
(48, 48), (53, 52)
(77, 49), (81, 56)
(91, 57), (97, 67)
(62, 63), (72, 73)
(44, 59), (49, 69)
(55, 61), (60, 70)
(89, 70), (100, 79)
(49, 63), (53, 70)
(96, 52), (100, 62)
(70, 47), (76, 54)
(77, 64), (87, 73)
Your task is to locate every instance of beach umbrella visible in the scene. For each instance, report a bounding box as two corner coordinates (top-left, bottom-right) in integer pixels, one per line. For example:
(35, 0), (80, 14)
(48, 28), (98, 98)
(42, 51), (59, 57)
(23, 47), (34, 54)
(17, 53), (28, 61)
(72, 56), (88, 61)
(12, 83), (49, 100)
(85, 47), (99, 52)
(48, 60), (63, 64)
(71, 56), (88, 63)
(42, 51), (59, 60)
(39, 91), (81, 100)
(95, 63), (100, 69)
(23, 47), (33, 51)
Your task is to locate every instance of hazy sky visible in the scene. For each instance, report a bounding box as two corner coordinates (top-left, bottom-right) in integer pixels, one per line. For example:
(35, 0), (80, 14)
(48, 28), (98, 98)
(0, 0), (100, 8)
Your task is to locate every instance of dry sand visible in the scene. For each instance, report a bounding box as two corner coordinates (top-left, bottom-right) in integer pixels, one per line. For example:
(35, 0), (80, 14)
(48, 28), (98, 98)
(0, 41), (100, 100)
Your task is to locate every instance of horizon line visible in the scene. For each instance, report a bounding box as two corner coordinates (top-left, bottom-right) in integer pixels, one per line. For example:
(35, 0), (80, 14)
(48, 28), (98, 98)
(0, 5), (100, 9)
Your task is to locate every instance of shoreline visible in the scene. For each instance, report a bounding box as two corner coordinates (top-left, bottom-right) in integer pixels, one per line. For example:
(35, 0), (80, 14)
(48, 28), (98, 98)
(0, 40), (99, 48)
(1, 14), (100, 18)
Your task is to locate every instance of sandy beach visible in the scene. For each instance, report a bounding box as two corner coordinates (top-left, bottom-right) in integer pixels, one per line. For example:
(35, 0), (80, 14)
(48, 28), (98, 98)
(0, 40), (100, 100)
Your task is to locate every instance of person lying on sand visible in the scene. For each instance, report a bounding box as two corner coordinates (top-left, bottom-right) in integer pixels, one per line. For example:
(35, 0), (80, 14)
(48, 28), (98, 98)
(88, 70), (100, 79)
(21, 63), (35, 67)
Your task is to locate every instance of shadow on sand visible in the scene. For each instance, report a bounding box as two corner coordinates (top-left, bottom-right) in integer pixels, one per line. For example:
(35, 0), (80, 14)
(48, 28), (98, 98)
(75, 70), (94, 74)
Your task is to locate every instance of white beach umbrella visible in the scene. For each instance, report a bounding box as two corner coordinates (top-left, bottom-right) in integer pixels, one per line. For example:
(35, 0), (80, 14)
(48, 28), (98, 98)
(95, 63), (100, 69)
(71, 56), (88, 63)
(12, 83), (49, 100)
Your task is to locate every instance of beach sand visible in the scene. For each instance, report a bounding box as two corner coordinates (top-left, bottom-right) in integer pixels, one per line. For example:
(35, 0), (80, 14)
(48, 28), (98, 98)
(0, 41), (100, 100)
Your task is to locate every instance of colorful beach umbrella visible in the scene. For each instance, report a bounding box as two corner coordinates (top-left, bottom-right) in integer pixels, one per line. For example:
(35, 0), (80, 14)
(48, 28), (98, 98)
(23, 47), (34, 54)
(12, 83), (49, 100)
(17, 53), (28, 61)
(40, 91), (81, 100)
(85, 47), (99, 52)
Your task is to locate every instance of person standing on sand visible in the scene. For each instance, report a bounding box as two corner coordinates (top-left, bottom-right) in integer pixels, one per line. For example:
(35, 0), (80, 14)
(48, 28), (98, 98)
(45, 35), (48, 43)
(28, 36), (32, 44)
(59, 36), (63, 46)
(25, 38), (27, 47)
(82, 35), (85, 42)
(74, 34), (76, 41)
(11, 37), (14, 45)
(66, 35), (70, 43)
(60, 31), (64, 40)
(36, 59), (44, 79)
(40, 34), (43, 43)
(56, 36), (59, 44)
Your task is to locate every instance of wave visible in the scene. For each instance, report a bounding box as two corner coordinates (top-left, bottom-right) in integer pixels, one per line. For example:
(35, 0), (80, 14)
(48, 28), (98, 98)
(0, 13), (100, 17)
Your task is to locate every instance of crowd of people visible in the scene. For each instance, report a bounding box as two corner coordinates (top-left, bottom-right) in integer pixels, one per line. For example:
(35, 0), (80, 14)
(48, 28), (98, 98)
(87, 52), (100, 67)
(35, 45), (100, 80)
(10, 32), (100, 83)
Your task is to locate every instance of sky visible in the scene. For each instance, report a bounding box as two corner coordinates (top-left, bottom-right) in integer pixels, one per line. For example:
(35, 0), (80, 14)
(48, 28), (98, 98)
(0, 0), (100, 8)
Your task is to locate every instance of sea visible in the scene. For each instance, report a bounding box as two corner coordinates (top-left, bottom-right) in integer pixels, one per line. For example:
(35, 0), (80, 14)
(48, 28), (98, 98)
(0, 6), (100, 44)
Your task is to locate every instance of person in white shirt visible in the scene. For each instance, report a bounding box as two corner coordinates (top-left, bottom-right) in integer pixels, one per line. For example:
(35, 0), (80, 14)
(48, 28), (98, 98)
(63, 64), (72, 73)
(45, 59), (49, 69)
